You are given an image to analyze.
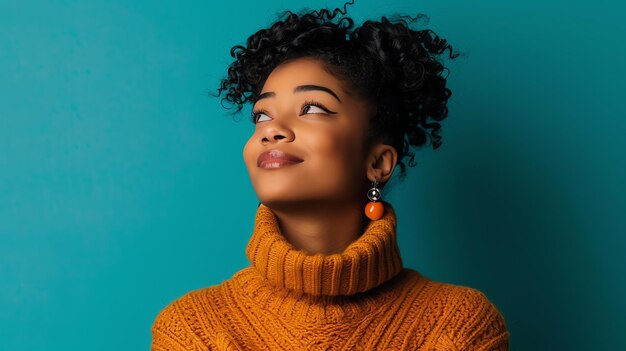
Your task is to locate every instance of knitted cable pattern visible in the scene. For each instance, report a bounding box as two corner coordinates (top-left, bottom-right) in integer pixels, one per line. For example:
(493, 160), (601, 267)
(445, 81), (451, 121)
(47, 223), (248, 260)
(152, 201), (510, 350)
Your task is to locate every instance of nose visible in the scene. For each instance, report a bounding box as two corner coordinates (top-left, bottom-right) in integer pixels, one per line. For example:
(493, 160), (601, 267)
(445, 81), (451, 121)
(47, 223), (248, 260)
(261, 121), (295, 144)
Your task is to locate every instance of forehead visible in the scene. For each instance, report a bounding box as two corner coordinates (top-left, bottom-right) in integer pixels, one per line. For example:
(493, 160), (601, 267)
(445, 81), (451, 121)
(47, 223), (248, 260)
(262, 58), (345, 93)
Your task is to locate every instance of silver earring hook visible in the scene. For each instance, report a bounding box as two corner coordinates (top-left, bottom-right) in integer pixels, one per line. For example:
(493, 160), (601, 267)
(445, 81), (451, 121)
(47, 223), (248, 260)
(367, 177), (382, 202)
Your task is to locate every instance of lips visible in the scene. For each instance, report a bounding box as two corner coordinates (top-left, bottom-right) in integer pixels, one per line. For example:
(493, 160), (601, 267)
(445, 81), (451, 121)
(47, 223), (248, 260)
(257, 149), (304, 169)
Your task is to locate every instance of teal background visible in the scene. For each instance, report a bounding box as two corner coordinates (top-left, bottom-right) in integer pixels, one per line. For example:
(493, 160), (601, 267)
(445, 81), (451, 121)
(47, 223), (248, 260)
(1, 0), (624, 349)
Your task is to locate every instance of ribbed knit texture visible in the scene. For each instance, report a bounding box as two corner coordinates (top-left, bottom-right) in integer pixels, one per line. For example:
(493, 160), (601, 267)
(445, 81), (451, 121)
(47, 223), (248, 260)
(152, 201), (510, 350)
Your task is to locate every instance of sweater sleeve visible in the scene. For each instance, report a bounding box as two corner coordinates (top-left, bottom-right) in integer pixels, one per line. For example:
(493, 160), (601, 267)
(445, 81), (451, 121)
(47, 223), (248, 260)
(151, 299), (209, 351)
(451, 288), (510, 351)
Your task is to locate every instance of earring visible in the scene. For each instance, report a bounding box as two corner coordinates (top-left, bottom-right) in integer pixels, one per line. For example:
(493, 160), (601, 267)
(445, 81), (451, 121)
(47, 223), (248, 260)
(364, 177), (384, 220)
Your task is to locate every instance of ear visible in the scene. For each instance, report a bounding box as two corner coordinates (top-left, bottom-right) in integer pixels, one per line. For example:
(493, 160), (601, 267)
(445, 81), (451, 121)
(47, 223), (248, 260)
(365, 143), (398, 183)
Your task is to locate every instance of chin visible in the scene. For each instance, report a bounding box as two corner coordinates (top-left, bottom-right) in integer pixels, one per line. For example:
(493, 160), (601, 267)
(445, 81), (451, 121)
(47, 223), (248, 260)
(254, 183), (327, 210)
(255, 189), (300, 206)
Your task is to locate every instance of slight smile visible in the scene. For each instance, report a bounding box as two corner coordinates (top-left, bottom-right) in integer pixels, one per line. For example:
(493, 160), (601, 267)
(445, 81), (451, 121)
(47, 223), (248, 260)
(257, 149), (304, 169)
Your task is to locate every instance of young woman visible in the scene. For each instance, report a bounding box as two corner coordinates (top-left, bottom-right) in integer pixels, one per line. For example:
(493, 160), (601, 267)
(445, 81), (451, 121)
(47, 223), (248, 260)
(152, 2), (510, 350)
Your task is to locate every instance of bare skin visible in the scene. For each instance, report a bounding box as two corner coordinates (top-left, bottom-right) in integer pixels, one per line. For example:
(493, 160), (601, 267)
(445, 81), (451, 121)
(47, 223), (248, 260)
(242, 57), (398, 255)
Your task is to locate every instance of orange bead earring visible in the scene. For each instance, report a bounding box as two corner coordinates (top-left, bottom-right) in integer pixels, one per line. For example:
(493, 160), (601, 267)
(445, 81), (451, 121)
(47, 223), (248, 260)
(364, 177), (384, 220)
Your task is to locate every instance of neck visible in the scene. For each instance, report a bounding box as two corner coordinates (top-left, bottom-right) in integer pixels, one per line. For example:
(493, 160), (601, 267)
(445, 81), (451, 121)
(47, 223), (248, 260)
(268, 200), (367, 255)
(244, 200), (404, 297)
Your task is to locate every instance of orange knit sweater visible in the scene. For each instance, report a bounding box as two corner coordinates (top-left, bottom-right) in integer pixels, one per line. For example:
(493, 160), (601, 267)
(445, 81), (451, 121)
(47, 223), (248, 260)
(151, 201), (510, 350)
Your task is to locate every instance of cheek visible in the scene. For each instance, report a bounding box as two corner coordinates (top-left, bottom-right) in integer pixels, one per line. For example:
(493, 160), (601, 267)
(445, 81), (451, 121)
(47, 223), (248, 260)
(306, 127), (362, 176)
(242, 137), (256, 170)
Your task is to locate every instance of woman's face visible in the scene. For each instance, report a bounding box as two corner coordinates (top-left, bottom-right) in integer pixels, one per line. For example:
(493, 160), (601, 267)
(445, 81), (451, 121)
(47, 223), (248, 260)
(243, 57), (372, 208)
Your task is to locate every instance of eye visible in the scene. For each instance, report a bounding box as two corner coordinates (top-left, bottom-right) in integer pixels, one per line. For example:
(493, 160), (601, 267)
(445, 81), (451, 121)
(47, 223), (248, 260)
(301, 100), (336, 115)
(251, 109), (271, 124)
(302, 104), (326, 114)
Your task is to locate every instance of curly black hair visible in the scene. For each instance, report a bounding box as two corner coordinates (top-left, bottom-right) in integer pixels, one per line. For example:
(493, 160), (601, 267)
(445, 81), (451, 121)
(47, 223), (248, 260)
(213, 0), (460, 182)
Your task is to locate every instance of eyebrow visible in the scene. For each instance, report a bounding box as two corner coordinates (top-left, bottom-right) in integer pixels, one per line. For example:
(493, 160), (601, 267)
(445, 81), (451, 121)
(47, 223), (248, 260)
(255, 84), (342, 104)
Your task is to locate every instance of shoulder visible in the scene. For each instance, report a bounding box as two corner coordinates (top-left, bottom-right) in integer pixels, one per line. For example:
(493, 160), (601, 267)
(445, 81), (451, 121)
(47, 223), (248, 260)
(435, 283), (510, 350)
(403, 269), (506, 318)
(153, 283), (224, 327)
(401, 269), (510, 351)
(434, 279), (506, 318)
(451, 285), (509, 350)
(153, 286), (217, 328)
(152, 266), (259, 332)
(151, 285), (224, 351)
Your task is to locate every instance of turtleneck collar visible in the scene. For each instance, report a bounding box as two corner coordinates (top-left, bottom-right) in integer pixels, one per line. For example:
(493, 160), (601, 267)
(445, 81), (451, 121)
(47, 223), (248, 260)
(245, 200), (404, 297)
